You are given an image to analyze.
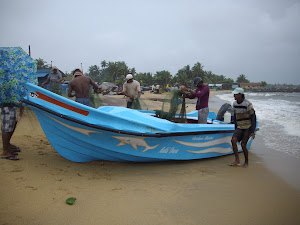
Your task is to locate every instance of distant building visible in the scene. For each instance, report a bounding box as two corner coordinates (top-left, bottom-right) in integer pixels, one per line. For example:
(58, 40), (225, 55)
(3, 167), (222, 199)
(99, 82), (118, 93)
(35, 68), (51, 86)
(232, 84), (239, 89)
(240, 82), (263, 89)
(208, 84), (223, 90)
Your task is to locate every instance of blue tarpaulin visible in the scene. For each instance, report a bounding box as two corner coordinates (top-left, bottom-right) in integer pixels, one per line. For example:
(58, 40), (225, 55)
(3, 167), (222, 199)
(35, 72), (48, 78)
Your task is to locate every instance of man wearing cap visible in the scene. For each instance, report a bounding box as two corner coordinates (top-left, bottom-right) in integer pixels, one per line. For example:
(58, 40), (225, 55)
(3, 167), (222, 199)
(42, 66), (63, 95)
(230, 87), (256, 168)
(68, 68), (100, 106)
(183, 77), (210, 124)
(122, 74), (141, 108)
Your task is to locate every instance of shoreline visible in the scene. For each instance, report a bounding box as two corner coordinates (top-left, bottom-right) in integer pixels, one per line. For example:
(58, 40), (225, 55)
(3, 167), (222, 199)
(212, 91), (300, 191)
(1, 92), (299, 225)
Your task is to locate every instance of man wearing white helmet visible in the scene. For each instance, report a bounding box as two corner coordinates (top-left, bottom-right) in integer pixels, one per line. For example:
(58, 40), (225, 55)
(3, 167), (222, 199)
(122, 74), (141, 108)
(229, 87), (256, 168)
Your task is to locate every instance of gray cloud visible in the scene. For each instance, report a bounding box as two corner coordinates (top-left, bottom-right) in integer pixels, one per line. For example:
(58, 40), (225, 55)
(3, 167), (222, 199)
(1, 0), (299, 84)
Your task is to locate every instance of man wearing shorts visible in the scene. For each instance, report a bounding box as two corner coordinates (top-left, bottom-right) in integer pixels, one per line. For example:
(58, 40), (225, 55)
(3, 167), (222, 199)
(1, 103), (23, 160)
(230, 88), (256, 168)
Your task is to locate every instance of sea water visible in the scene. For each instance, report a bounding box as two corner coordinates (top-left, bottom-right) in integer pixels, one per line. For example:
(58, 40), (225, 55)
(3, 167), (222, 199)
(216, 92), (300, 158)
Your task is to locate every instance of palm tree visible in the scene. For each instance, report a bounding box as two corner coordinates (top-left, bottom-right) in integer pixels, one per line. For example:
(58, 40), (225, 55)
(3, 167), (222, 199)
(261, 81), (267, 87)
(205, 71), (213, 83)
(130, 67), (136, 75)
(183, 65), (192, 87)
(154, 70), (172, 88)
(100, 60), (107, 69)
(174, 70), (188, 87)
(236, 74), (250, 83)
(192, 62), (204, 77)
(105, 61), (129, 83)
(192, 62), (205, 84)
(36, 58), (50, 69)
(87, 65), (101, 82)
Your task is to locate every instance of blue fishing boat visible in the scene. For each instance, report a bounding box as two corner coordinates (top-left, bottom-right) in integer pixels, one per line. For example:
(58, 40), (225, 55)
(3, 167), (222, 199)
(22, 83), (257, 163)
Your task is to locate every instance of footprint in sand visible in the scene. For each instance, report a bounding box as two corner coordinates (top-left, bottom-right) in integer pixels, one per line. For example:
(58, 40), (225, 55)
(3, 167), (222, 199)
(11, 166), (23, 173)
(38, 151), (46, 155)
(40, 139), (50, 145)
(39, 163), (48, 167)
(111, 187), (122, 191)
(25, 186), (38, 190)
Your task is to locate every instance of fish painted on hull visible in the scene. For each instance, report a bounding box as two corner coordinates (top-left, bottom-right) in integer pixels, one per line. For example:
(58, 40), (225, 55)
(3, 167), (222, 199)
(174, 136), (232, 147)
(174, 136), (242, 154)
(113, 136), (159, 152)
(187, 147), (233, 154)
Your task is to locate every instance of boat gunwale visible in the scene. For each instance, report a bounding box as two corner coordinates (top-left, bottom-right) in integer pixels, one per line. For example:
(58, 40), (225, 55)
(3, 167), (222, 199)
(22, 98), (236, 137)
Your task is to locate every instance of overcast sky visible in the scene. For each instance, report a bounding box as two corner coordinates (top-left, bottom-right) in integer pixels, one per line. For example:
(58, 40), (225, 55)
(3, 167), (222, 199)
(1, 0), (299, 84)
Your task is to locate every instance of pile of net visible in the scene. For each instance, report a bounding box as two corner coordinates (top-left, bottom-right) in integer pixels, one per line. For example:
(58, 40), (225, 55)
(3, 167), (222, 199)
(89, 90), (103, 108)
(154, 89), (187, 123)
(131, 98), (148, 110)
(62, 89), (103, 109)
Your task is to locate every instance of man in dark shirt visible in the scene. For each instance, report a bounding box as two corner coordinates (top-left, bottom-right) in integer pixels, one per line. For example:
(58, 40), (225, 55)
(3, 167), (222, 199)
(183, 77), (210, 124)
(68, 68), (100, 106)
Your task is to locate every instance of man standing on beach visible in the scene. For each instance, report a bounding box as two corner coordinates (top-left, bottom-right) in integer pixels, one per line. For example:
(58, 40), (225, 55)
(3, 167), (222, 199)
(68, 68), (100, 106)
(122, 74), (141, 108)
(41, 66), (63, 95)
(155, 84), (160, 94)
(230, 88), (256, 168)
(182, 77), (210, 124)
(1, 100), (23, 160)
(0, 46), (37, 161)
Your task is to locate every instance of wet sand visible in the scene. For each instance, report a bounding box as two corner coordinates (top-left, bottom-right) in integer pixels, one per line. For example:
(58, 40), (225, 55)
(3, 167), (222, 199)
(1, 91), (300, 225)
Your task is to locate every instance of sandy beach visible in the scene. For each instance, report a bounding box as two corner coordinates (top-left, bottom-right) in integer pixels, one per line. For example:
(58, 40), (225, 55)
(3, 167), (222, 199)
(1, 91), (300, 225)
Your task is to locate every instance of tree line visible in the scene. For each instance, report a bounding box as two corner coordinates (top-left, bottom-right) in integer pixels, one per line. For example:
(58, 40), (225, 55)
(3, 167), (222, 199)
(87, 60), (253, 89)
(36, 58), (264, 89)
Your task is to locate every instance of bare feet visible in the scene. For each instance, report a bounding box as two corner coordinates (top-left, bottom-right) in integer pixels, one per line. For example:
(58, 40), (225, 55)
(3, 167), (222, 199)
(9, 144), (21, 152)
(241, 163), (248, 168)
(229, 161), (241, 167)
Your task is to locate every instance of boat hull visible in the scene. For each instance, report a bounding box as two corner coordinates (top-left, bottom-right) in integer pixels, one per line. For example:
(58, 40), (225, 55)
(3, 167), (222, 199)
(23, 83), (253, 163)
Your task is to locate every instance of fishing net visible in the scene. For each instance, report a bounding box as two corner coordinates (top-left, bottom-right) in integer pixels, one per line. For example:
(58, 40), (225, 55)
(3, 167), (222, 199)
(131, 98), (148, 110)
(89, 90), (103, 108)
(62, 89), (103, 108)
(154, 89), (187, 123)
